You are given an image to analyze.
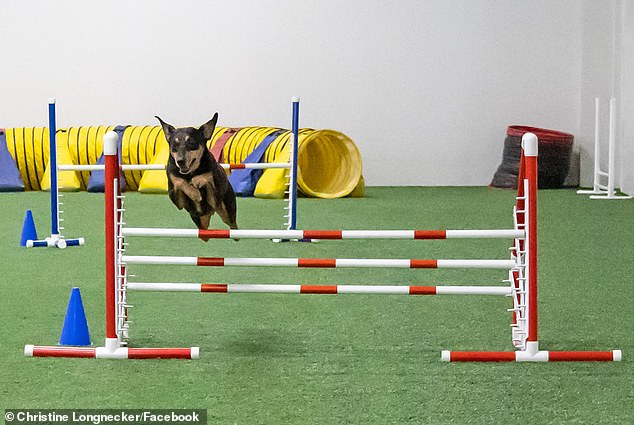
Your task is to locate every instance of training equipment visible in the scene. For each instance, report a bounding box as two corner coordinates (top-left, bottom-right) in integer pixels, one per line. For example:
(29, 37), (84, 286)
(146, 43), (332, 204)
(26, 100), (84, 249)
(19, 210), (38, 247)
(3, 126), (80, 191)
(121, 256), (516, 269)
(287, 98), (300, 229)
(58, 287), (91, 346)
(0, 128), (25, 191)
(25, 132), (198, 359)
(3, 107), (362, 198)
(577, 98), (632, 199)
(445, 136), (618, 362)
(85, 126), (126, 192)
(228, 128), (287, 196)
(490, 125), (575, 189)
(39, 129), (82, 192)
(127, 283), (511, 295)
(121, 228), (523, 239)
(37, 99), (305, 243)
(24, 130), (620, 362)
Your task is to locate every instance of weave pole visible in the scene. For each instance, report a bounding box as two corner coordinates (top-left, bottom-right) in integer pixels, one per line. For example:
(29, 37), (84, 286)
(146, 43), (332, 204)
(25, 131), (198, 360)
(442, 133), (621, 362)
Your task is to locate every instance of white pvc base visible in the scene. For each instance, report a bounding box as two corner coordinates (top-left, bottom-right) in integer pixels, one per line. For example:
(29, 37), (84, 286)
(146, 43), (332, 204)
(578, 189), (632, 200)
(94, 346), (201, 359)
(589, 195), (633, 200)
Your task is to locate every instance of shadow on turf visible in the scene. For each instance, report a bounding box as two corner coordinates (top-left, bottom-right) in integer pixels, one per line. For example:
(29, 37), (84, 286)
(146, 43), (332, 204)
(219, 329), (307, 357)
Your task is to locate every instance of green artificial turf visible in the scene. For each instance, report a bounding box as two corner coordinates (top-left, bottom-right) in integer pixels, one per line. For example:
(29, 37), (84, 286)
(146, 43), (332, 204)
(1, 187), (632, 424)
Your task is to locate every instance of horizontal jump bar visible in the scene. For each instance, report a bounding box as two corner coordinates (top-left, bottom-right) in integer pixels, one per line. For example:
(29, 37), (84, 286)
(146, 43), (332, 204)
(121, 228), (525, 240)
(121, 256), (517, 269)
(126, 282), (512, 295)
(58, 162), (290, 171)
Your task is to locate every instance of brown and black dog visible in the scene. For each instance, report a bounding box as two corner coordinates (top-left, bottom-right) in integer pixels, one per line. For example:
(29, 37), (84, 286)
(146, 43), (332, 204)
(156, 113), (238, 231)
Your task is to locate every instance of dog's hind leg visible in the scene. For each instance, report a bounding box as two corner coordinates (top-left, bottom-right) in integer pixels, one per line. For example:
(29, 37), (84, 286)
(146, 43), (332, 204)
(191, 213), (212, 230)
(222, 185), (238, 230)
(217, 206), (238, 230)
(216, 197), (238, 229)
(192, 213), (215, 242)
(216, 206), (238, 241)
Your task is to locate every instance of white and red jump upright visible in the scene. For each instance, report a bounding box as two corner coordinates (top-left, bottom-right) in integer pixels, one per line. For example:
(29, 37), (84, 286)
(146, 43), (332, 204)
(442, 134), (620, 362)
(25, 131), (621, 362)
(25, 132), (198, 359)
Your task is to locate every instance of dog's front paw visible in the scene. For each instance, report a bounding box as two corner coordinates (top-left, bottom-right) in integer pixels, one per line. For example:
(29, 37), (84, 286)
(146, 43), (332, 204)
(184, 186), (203, 203)
(191, 174), (211, 189)
(192, 189), (203, 203)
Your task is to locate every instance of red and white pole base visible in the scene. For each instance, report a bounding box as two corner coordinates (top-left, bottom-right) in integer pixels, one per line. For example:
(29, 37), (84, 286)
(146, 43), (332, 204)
(25, 339), (199, 360)
(442, 342), (622, 362)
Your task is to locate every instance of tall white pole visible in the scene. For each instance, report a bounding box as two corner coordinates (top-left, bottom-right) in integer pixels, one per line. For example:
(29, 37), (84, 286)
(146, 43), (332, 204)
(580, 97), (632, 199)
(593, 97), (601, 191)
(577, 98), (603, 195)
(607, 97), (616, 196)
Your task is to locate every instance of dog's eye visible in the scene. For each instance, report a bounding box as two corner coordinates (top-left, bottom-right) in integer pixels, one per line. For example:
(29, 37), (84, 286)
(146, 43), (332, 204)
(186, 142), (199, 150)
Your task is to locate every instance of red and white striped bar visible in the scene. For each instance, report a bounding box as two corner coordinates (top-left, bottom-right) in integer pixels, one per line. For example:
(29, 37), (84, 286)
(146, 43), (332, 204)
(126, 282), (512, 296)
(121, 256), (517, 269)
(121, 228), (524, 240)
(24, 345), (199, 360)
(441, 349), (622, 362)
(58, 162), (289, 171)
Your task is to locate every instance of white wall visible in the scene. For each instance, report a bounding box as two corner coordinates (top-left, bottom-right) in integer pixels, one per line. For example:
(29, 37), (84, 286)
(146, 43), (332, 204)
(616, 1), (634, 194)
(0, 1), (590, 186)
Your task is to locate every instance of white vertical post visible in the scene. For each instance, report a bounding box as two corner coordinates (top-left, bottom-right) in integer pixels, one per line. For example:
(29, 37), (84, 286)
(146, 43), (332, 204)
(592, 97), (601, 191)
(607, 97), (616, 196)
(579, 97), (632, 200)
(578, 98), (603, 195)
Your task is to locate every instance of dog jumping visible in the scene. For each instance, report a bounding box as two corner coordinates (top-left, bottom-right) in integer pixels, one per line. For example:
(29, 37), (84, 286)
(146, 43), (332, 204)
(156, 113), (238, 231)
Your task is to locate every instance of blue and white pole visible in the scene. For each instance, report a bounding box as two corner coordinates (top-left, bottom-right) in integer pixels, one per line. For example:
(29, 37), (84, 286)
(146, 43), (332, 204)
(287, 97), (300, 230)
(26, 99), (84, 248)
(48, 98), (60, 237)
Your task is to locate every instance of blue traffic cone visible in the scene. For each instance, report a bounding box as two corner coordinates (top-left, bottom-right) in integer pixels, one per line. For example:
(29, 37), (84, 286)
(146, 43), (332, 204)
(59, 287), (91, 346)
(20, 210), (38, 247)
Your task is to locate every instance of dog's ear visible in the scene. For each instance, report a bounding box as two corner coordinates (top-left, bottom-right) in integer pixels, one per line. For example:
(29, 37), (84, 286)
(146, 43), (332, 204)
(155, 116), (175, 140)
(199, 113), (218, 141)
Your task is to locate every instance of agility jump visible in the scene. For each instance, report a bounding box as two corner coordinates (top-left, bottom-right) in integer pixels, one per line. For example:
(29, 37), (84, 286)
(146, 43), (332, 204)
(25, 131), (621, 362)
(27, 99), (301, 249)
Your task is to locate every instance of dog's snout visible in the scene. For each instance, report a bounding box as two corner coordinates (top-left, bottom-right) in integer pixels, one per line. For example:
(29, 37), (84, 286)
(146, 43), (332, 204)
(176, 158), (187, 168)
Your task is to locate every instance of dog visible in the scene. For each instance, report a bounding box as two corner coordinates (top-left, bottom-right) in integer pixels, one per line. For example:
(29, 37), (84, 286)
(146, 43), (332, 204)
(156, 113), (238, 231)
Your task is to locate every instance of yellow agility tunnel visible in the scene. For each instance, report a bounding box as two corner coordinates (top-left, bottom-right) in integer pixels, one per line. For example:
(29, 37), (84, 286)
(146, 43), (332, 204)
(1, 125), (363, 198)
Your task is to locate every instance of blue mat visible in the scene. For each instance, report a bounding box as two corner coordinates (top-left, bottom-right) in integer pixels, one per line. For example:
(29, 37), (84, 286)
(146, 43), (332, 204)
(228, 129), (286, 196)
(0, 129), (25, 191)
